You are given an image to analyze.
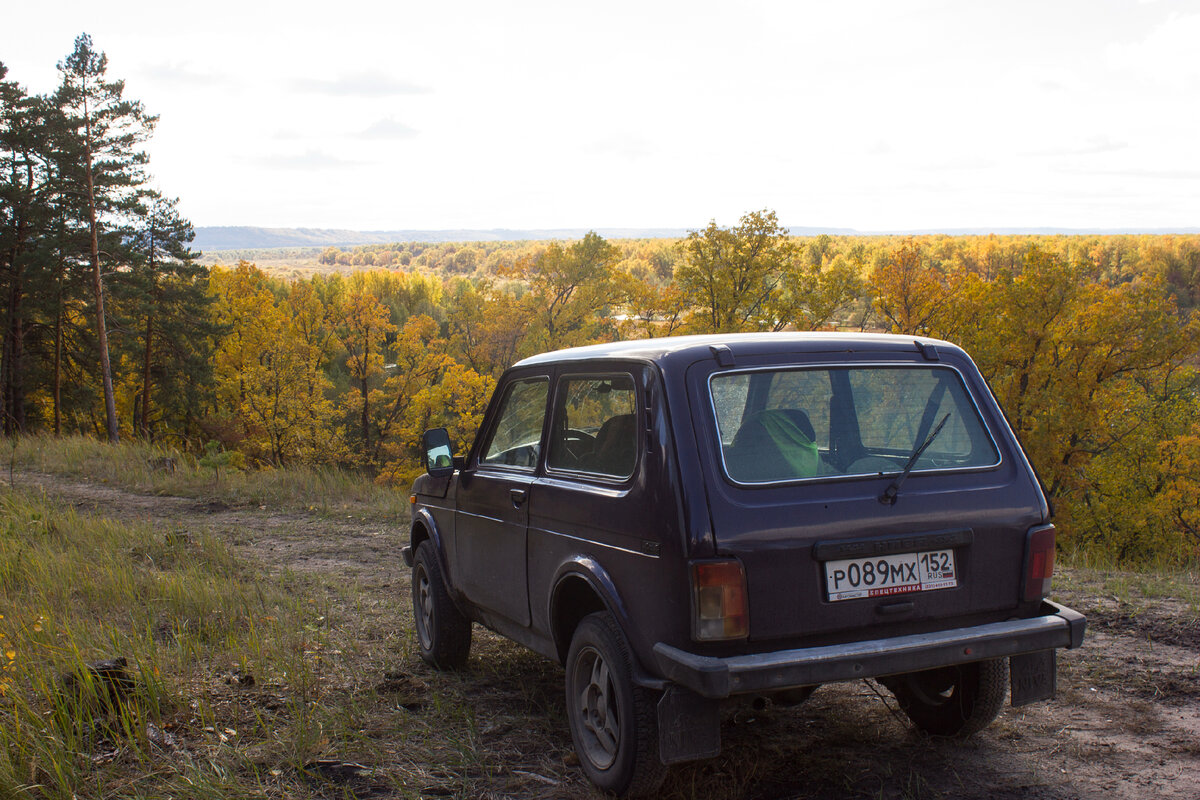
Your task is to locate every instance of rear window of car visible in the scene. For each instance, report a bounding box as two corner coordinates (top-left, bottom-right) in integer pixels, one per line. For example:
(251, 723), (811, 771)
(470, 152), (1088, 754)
(710, 365), (999, 485)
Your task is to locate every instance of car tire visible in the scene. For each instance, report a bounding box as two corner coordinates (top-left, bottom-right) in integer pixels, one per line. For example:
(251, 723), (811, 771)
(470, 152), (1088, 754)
(771, 685), (817, 707)
(412, 540), (472, 669)
(887, 658), (1008, 737)
(565, 612), (666, 798)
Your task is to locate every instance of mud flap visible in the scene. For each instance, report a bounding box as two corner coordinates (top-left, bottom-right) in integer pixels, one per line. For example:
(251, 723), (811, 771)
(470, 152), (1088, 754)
(657, 685), (720, 764)
(1010, 649), (1057, 706)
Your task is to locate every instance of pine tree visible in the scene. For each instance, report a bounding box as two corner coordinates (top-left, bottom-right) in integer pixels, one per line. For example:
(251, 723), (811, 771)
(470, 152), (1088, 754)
(54, 33), (158, 442)
(0, 63), (53, 433)
(120, 192), (213, 440)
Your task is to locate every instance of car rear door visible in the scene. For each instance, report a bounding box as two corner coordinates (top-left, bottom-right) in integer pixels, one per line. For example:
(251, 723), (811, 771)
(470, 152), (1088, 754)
(686, 347), (1048, 645)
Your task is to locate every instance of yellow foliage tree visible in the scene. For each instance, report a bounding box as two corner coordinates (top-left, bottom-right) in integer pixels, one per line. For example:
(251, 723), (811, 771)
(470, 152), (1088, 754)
(676, 209), (795, 333)
(445, 279), (529, 376)
(767, 255), (863, 331)
(509, 232), (624, 354)
(376, 362), (495, 486)
(333, 279), (397, 460)
(209, 262), (341, 466)
(374, 316), (494, 484)
(367, 314), (450, 467)
(924, 249), (1200, 551)
(871, 238), (954, 335)
(1152, 430), (1200, 557)
(617, 273), (688, 340)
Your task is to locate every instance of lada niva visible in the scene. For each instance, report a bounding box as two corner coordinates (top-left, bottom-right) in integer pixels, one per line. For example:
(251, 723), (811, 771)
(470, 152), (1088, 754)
(404, 332), (1086, 797)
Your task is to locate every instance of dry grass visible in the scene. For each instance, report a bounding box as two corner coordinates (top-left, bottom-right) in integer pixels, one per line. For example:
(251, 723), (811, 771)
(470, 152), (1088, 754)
(5, 433), (410, 518)
(0, 489), (332, 797)
(5, 435), (1200, 799)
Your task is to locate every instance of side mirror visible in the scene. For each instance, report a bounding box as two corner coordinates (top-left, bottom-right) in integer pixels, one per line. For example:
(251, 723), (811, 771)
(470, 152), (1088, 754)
(422, 428), (455, 478)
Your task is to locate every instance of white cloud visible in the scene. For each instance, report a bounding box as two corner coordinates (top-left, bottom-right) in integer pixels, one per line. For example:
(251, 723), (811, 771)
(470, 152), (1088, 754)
(255, 150), (365, 170)
(356, 118), (419, 140)
(291, 72), (428, 98)
(5, 0), (1199, 229)
(139, 62), (232, 89)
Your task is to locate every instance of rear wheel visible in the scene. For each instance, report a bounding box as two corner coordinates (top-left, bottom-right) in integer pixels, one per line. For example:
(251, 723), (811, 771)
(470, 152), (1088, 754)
(412, 540), (471, 669)
(886, 658), (1008, 737)
(565, 612), (666, 797)
(770, 685), (817, 707)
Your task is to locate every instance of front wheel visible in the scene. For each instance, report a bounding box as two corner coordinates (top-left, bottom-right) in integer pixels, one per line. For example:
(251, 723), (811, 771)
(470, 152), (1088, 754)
(886, 658), (1008, 737)
(412, 540), (472, 669)
(565, 612), (666, 797)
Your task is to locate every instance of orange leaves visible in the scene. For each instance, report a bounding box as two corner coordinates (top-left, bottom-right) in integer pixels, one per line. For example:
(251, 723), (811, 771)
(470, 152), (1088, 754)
(1152, 431), (1200, 553)
(200, 234), (1200, 564)
(870, 238), (955, 337)
(209, 263), (342, 466)
(874, 244), (1200, 561)
(676, 210), (794, 334)
(509, 232), (625, 353)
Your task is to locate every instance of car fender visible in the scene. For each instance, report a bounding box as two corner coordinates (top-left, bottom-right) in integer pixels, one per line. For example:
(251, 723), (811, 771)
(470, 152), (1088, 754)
(408, 505), (453, 589)
(548, 556), (635, 656)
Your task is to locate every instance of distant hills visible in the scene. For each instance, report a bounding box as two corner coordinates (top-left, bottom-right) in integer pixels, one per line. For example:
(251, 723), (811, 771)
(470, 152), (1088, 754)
(193, 225), (1200, 252)
(193, 227), (694, 251)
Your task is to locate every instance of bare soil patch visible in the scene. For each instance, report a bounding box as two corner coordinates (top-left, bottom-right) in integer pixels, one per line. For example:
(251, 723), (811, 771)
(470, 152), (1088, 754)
(16, 470), (1200, 799)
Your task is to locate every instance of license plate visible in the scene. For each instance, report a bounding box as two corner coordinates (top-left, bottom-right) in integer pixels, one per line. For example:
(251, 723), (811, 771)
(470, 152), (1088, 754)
(824, 549), (957, 602)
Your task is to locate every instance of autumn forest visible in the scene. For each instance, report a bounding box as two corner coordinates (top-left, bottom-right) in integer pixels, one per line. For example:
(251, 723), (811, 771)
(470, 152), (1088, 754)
(3, 38), (1199, 564)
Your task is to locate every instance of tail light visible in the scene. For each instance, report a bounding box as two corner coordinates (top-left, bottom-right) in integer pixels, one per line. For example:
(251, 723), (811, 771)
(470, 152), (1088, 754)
(1022, 525), (1056, 602)
(692, 560), (748, 641)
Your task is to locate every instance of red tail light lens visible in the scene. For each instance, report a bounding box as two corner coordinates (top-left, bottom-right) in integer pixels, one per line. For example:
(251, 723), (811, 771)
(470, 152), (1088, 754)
(692, 560), (749, 641)
(1023, 525), (1056, 602)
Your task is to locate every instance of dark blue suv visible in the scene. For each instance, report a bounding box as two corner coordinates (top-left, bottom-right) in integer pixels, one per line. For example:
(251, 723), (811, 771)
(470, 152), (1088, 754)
(404, 333), (1086, 797)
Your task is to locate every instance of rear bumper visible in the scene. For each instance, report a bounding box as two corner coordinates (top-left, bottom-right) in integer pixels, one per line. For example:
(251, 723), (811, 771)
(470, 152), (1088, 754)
(653, 600), (1085, 700)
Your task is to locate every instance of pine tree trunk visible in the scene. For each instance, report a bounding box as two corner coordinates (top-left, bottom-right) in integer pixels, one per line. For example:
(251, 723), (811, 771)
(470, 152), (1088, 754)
(3, 215), (29, 435)
(83, 119), (119, 443)
(1, 260), (20, 435)
(5, 271), (25, 434)
(53, 260), (63, 436)
(141, 309), (154, 440)
(140, 241), (158, 441)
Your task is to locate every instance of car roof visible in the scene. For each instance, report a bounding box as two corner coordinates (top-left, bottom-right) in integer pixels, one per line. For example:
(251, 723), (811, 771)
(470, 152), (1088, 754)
(513, 331), (963, 371)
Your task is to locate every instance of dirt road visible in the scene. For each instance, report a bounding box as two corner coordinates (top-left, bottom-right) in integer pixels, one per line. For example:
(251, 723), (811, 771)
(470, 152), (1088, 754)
(19, 471), (1200, 799)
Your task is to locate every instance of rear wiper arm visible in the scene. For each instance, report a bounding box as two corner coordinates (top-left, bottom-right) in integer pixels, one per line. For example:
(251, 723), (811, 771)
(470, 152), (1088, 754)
(880, 413), (951, 506)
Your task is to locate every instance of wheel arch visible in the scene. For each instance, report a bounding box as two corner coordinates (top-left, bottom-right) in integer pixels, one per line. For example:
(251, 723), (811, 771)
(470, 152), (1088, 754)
(410, 507), (452, 590)
(549, 557), (634, 665)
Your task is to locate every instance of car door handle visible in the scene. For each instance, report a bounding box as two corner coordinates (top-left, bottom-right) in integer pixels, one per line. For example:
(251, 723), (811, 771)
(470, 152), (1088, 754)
(510, 488), (528, 506)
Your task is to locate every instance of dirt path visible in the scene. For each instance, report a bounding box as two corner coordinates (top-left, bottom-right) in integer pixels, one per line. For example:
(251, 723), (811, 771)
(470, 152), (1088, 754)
(18, 471), (1200, 799)
(19, 470), (400, 587)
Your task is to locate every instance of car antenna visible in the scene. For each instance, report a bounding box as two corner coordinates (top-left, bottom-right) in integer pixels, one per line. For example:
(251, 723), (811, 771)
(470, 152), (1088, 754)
(880, 413), (951, 506)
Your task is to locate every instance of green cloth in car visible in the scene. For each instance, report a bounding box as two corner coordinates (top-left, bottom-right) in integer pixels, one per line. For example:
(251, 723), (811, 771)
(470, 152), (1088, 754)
(754, 410), (819, 478)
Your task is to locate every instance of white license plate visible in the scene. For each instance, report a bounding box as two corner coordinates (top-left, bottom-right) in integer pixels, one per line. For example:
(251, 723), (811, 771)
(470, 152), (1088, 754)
(824, 549), (957, 602)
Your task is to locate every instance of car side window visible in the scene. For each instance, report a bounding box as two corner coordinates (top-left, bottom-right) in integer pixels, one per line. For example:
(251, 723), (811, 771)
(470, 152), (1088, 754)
(547, 375), (638, 478)
(479, 377), (549, 469)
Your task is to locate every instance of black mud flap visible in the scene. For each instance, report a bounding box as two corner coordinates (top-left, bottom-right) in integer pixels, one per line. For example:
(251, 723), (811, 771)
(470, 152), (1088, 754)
(657, 685), (720, 764)
(1010, 649), (1057, 707)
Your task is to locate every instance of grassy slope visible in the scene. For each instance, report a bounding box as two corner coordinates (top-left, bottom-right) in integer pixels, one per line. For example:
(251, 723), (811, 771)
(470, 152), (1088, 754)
(0, 436), (429, 799)
(3, 433), (410, 516)
(3, 435), (1197, 799)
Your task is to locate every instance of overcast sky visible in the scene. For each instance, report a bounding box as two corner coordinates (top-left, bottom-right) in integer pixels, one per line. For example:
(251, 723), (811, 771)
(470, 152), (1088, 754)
(3, 0), (1198, 232)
